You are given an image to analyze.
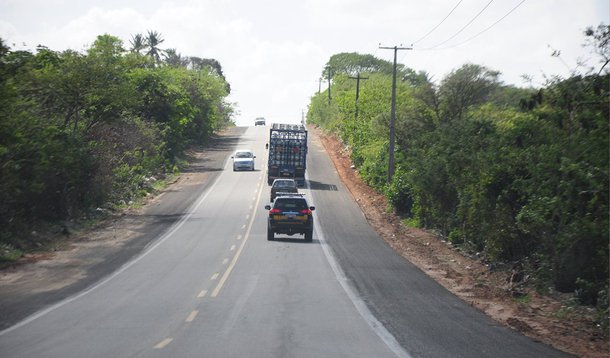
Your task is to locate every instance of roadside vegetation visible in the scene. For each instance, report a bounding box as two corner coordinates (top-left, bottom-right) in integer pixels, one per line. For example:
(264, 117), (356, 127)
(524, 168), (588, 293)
(0, 31), (234, 262)
(308, 25), (609, 328)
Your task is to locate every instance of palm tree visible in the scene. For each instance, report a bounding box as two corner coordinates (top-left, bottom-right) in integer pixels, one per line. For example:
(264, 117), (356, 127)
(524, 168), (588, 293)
(145, 30), (165, 66)
(164, 48), (188, 68)
(129, 33), (146, 54)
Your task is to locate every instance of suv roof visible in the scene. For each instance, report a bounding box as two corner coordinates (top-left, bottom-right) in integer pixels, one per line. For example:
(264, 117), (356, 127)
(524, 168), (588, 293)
(273, 193), (305, 199)
(272, 179), (297, 186)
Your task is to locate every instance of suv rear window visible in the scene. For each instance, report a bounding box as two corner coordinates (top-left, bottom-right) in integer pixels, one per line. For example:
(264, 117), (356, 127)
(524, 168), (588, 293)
(274, 181), (296, 188)
(274, 198), (307, 211)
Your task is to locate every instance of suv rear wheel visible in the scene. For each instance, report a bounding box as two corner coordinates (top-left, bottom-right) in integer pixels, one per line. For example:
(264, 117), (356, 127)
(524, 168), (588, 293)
(304, 230), (313, 242)
(267, 229), (274, 241)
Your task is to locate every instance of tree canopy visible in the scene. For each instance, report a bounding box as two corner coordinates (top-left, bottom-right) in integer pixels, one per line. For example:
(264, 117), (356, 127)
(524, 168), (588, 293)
(0, 32), (234, 255)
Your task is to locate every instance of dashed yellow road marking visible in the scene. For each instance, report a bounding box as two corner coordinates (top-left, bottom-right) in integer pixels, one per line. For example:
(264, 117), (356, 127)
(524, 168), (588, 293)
(186, 310), (198, 322)
(154, 338), (173, 349)
(211, 167), (265, 297)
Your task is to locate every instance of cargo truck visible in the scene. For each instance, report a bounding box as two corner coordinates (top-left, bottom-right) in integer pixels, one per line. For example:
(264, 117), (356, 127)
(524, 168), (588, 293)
(267, 123), (308, 186)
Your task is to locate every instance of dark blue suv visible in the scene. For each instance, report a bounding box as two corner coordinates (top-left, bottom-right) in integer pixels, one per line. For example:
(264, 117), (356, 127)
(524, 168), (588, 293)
(264, 194), (315, 242)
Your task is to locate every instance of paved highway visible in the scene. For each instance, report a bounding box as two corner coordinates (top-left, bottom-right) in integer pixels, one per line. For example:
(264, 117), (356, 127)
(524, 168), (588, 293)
(0, 126), (569, 357)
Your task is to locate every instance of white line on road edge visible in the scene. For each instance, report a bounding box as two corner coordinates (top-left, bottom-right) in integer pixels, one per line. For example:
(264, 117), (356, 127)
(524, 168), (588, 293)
(306, 178), (412, 358)
(0, 157), (229, 336)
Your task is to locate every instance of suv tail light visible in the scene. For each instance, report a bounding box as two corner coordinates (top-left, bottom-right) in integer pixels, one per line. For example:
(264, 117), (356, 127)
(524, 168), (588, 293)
(299, 209), (312, 215)
(269, 208), (282, 215)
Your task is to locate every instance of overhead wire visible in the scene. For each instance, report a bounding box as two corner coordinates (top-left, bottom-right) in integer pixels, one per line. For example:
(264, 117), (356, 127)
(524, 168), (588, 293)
(390, 0), (527, 69)
(434, 0), (527, 50)
(412, 0), (464, 45)
(421, 0), (495, 50)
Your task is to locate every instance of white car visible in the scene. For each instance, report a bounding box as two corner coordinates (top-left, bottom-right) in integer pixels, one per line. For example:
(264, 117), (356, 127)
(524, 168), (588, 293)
(232, 150), (256, 171)
(255, 117), (266, 126)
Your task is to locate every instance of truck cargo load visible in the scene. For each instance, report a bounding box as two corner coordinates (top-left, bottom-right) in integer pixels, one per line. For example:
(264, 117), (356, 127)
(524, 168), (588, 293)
(267, 123), (308, 186)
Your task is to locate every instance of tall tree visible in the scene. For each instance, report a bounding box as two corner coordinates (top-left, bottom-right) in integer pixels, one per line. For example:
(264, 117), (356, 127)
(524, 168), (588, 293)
(583, 24), (610, 75)
(164, 48), (187, 68)
(438, 64), (500, 122)
(145, 30), (165, 66)
(129, 33), (146, 54)
(326, 52), (395, 77)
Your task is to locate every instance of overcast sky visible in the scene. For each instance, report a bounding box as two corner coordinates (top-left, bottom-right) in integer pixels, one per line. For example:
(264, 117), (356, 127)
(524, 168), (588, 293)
(1, 0), (608, 126)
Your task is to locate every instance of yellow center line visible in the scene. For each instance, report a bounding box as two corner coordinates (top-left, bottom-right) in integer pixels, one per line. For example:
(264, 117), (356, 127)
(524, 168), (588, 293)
(211, 158), (266, 298)
(185, 310), (198, 322)
(154, 338), (173, 349)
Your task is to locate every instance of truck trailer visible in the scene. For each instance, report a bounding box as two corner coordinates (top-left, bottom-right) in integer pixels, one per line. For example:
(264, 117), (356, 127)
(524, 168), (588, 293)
(267, 123), (308, 186)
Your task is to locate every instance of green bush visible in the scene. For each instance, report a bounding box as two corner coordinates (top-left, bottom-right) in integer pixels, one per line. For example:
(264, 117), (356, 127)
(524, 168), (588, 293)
(0, 34), (233, 251)
(308, 48), (608, 306)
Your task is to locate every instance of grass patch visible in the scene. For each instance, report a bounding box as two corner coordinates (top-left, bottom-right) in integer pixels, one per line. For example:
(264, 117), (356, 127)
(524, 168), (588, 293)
(513, 293), (531, 305)
(402, 217), (420, 228)
(551, 305), (576, 320)
(0, 244), (23, 265)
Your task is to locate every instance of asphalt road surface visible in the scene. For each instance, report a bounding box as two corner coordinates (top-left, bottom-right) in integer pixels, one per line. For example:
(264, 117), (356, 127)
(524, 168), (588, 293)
(0, 126), (570, 357)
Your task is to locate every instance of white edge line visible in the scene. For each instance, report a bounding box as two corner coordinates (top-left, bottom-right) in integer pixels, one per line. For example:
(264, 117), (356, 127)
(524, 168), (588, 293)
(0, 159), (228, 336)
(306, 176), (412, 358)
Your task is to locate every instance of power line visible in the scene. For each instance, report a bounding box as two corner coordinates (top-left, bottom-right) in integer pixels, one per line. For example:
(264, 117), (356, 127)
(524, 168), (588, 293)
(440, 0), (526, 49)
(422, 0), (494, 50)
(412, 0), (464, 44)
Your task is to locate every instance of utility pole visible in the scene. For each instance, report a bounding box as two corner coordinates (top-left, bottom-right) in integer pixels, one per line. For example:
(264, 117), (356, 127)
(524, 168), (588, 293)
(318, 78), (322, 94)
(379, 44), (412, 182)
(348, 72), (368, 121)
(326, 65), (332, 105)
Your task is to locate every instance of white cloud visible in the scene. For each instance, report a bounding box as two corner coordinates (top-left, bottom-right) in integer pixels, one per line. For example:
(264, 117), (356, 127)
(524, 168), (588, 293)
(0, 0), (608, 125)
(55, 7), (147, 50)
